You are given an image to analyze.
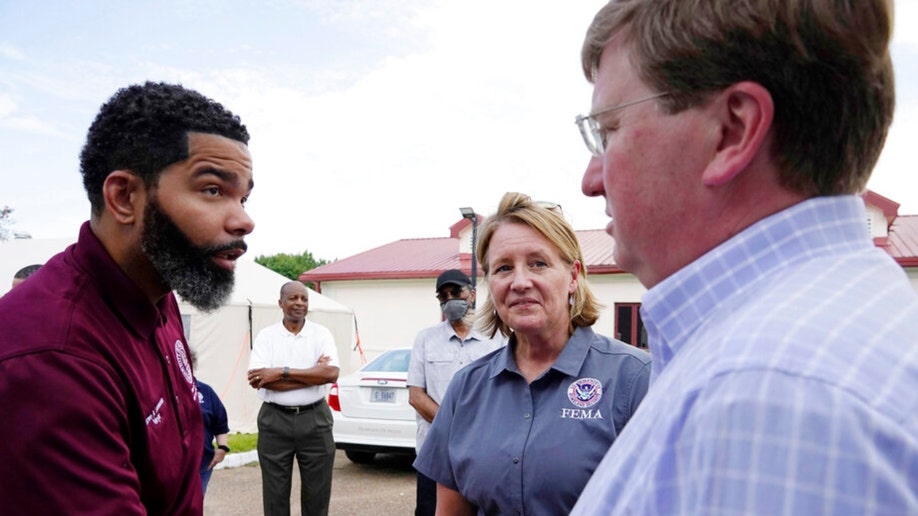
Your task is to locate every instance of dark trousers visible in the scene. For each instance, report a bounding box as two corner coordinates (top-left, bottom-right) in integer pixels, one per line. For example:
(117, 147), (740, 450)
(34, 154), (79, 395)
(200, 467), (214, 495)
(257, 401), (335, 516)
(416, 470), (437, 516)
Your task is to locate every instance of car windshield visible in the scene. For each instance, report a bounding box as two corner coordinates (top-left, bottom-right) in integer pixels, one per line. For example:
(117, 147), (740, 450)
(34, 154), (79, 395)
(364, 349), (411, 372)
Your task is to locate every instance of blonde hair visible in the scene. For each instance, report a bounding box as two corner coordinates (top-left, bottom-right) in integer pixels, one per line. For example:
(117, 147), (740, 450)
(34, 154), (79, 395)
(476, 192), (603, 338)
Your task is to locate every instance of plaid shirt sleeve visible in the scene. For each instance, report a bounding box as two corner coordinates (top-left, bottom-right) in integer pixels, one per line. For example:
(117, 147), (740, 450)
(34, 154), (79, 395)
(662, 369), (918, 514)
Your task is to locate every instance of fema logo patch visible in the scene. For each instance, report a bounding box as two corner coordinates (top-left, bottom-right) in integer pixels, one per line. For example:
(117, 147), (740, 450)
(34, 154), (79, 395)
(567, 378), (603, 408)
(174, 340), (194, 385)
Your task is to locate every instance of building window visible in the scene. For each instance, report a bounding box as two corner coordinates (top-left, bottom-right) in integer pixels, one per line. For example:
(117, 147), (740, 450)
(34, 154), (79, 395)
(615, 303), (646, 349)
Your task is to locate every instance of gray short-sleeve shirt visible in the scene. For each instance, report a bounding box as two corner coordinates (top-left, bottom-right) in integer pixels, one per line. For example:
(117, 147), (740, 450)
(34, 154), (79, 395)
(407, 320), (505, 451)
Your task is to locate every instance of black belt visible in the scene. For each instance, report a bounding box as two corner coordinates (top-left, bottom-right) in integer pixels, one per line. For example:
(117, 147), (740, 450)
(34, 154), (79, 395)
(266, 399), (324, 414)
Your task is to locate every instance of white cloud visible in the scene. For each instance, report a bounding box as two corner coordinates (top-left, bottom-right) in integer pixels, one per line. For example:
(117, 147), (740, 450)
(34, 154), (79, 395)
(0, 44), (25, 61)
(1, 0), (916, 259)
(0, 93), (16, 117)
(231, 0), (607, 259)
(894, 3), (918, 45)
(0, 114), (64, 136)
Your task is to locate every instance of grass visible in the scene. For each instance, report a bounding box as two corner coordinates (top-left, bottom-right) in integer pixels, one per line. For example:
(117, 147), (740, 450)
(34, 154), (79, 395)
(227, 432), (257, 453)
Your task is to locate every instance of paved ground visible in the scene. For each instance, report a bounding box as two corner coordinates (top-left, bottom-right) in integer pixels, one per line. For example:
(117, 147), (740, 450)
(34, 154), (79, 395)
(204, 450), (417, 515)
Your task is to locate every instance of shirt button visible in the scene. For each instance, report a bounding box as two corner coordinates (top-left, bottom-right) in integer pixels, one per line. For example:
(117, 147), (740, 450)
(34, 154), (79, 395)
(512, 457), (520, 464)
(524, 412), (531, 419)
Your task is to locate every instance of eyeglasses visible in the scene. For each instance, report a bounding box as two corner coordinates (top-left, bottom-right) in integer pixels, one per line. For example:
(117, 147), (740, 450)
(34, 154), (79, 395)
(575, 92), (670, 157)
(535, 201), (562, 213)
(436, 285), (467, 303)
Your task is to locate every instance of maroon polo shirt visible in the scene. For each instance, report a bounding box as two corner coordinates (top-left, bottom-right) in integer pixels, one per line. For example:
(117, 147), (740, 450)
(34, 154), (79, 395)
(0, 222), (204, 514)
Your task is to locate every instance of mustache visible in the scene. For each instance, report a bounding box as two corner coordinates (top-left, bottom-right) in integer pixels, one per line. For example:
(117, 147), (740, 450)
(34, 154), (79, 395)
(205, 240), (248, 255)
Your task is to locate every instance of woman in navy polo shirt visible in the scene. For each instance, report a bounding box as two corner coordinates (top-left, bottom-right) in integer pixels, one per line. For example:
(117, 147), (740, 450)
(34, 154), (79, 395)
(414, 192), (652, 515)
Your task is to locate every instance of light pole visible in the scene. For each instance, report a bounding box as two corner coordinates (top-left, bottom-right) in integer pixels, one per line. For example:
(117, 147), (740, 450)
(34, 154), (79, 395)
(459, 207), (478, 307)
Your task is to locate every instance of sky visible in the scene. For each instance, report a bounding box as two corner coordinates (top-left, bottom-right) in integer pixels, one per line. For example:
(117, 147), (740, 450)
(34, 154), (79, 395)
(1, 1), (916, 262)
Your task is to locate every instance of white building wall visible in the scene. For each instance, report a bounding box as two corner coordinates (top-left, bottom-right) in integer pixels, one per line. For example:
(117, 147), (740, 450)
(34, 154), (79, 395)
(318, 277), (495, 373)
(317, 279), (442, 373)
(586, 273), (648, 337)
(318, 266), (918, 374)
(865, 204), (889, 239)
(317, 273), (644, 372)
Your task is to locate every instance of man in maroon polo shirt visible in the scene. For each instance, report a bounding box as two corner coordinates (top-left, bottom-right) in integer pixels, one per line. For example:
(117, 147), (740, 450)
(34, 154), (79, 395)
(0, 82), (254, 514)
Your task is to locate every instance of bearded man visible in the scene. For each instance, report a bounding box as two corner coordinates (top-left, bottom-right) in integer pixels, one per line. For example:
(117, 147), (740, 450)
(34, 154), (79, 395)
(0, 82), (254, 514)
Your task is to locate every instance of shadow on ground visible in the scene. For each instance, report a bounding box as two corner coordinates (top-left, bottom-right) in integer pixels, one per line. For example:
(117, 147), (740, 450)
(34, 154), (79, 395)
(205, 451), (417, 515)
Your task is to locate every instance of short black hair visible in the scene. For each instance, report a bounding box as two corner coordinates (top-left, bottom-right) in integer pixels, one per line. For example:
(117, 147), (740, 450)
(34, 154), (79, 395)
(79, 81), (249, 214)
(13, 264), (41, 280)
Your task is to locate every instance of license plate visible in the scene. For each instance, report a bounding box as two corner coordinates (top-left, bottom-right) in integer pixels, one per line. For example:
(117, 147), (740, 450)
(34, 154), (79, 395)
(371, 387), (396, 403)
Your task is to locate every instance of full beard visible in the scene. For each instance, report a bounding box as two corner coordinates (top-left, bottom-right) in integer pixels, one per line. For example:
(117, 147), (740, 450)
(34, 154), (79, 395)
(141, 198), (246, 312)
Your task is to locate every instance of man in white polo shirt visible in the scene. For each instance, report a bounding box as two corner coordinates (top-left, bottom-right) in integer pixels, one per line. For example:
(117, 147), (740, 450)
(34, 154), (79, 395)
(248, 281), (339, 516)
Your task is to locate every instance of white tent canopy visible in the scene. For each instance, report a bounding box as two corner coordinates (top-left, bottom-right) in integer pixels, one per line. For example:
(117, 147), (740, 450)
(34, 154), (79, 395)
(0, 238), (359, 433)
(179, 259), (358, 433)
(0, 237), (74, 293)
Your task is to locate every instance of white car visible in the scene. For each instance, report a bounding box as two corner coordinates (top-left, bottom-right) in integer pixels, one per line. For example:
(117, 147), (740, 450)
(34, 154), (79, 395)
(328, 347), (418, 463)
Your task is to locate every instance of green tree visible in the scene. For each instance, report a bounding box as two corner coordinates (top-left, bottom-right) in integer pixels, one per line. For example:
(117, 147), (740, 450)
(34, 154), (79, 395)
(0, 206), (13, 241)
(255, 250), (329, 286)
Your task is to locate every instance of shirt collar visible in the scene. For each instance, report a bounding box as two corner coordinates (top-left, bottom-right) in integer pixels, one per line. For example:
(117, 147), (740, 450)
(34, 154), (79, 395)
(487, 326), (595, 380)
(642, 195), (870, 379)
(281, 320), (308, 336)
(444, 320), (487, 343)
(72, 221), (165, 339)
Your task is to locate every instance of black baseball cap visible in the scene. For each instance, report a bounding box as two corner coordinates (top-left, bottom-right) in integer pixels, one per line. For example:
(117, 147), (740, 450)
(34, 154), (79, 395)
(436, 269), (472, 291)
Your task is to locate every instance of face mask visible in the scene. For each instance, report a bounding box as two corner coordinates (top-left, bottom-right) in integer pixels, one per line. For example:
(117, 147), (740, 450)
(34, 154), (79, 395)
(441, 299), (469, 322)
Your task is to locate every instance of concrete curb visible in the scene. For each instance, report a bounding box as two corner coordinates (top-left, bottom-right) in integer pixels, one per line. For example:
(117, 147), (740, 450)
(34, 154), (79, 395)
(214, 450), (259, 470)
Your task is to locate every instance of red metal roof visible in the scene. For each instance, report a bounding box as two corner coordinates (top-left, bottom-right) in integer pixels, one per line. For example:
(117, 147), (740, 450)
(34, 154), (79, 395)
(576, 230), (620, 274)
(301, 200), (918, 285)
(300, 229), (625, 284)
(864, 190), (900, 222)
(884, 215), (918, 267)
(300, 238), (468, 282)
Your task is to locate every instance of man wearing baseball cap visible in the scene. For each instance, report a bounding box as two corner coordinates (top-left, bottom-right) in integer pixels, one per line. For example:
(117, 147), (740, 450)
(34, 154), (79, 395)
(407, 269), (506, 516)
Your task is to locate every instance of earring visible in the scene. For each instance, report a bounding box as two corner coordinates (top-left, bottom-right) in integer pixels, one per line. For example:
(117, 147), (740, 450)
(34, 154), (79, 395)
(569, 294), (574, 306)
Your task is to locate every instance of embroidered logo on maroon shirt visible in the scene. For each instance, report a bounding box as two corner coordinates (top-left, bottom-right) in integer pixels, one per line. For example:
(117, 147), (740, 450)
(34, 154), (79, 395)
(145, 398), (165, 426)
(174, 340), (194, 385)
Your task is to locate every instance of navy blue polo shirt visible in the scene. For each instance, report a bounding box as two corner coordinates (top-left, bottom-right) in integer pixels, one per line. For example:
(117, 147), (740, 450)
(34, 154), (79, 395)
(197, 380), (229, 472)
(414, 326), (651, 515)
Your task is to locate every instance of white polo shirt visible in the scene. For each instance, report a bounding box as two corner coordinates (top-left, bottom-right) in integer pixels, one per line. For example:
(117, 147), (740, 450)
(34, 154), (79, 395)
(249, 319), (339, 406)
